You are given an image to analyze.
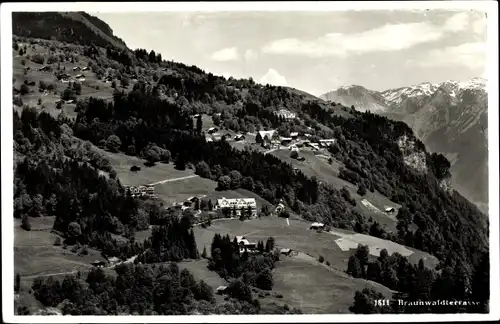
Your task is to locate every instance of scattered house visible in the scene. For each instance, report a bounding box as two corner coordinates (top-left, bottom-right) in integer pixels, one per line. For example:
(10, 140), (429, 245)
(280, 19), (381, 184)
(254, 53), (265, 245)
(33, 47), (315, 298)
(275, 201), (286, 214)
(213, 112), (222, 117)
(72, 66), (81, 72)
(256, 130), (277, 145)
(310, 222), (325, 230)
(65, 99), (75, 104)
(216, 286), (228, 295)
(55, 99), (64, 107)
(274, 108), (297, 120)
(207, 127), (218, 134)
(236, 236), (257, 251)
(90, 260), (106, 268)
(58, 73), (71, 82)
(280, 248), (292, 256)
(296, 156), (306, 162)
(304, 133), (312, 138)
(214, 197), (258, 217)
(290, 132), (299, 139)
(290, 146), (299, 152)
(307, 142), (320, 151)
(105, 76), (113, 83)
(385, 207), (395, 214)
(125, 185), (155, 198)
(212, 135), (222, 141)
(193, 114), (201, 118)
(292, 167), (300, 174)
(206, 137), (214, 143)
(82, 66), (90, 71)
(75, 74), (86, 82)
(107, 256), (121, 265)
(280, 137), (293, 145)
(234, 134), (245, 141)
(319, 139), (337, 147)
(38, 65), (51, 72)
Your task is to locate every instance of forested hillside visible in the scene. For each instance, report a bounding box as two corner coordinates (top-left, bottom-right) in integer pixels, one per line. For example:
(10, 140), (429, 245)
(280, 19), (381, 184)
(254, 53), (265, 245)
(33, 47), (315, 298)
(11, 12), (490, 315)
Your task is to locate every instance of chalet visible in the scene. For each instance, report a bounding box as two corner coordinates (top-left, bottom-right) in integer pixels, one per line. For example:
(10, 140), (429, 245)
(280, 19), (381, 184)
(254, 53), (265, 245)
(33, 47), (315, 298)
(207, 127), (218, 134)
(82, 66), (90, 71)
(290, 132), (299, 139)
(310, 222), (325, 230)
(280, 248), (292, 256)
(58, 73), (71, 82)
(236, 236), (257, 251)
(385, 207), (395, 214)
(65, 99), (75, 104)
(206, 137), (214, 143)
(38, 65), (51, 72)
(193, 114), (201, 118)
(234, 134), (245, 141)
(90, 260), (106, 267)
(72, 66), (81, 72)
(107, 256), (121, 265)
(290, 145), (299, 152)
(75, 74), (86, 82)
(256, 130), (277, 145)
(274, 108), (297, 120)
(146, 186), (155, 197)
(55, 99), (64, 106)
(280, 137), (293, 145)
(275, 201), (286, 214)
(319, 139), (337, 147)
(212, 135), (222, 141)
(214, 197), (257, 217)
(296, 156), (306, 162)
(216, 286), (228, 295)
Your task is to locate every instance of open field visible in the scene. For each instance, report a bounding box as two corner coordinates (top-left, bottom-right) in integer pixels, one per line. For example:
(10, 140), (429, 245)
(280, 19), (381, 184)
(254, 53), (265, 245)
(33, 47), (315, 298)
(154, 177), (218, 205)
(100, 149), (196, 186)
(14, 217), (104, 278)
(194, 216), (437, 271)
(267, 255), (394, 314)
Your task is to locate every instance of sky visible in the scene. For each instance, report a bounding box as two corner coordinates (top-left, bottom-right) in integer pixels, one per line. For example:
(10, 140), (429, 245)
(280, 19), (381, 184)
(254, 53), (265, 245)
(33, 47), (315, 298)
(92, 10), (488, 96)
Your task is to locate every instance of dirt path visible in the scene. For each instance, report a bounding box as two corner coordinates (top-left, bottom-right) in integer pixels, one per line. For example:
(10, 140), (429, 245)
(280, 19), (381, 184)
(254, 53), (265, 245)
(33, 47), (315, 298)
(148, 174), (199, 186)
(22, 270), (80, 279)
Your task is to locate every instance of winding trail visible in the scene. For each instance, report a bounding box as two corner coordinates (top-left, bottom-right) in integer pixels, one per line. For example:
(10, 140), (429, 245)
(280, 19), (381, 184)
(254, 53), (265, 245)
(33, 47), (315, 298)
(148, 174), (199, 186)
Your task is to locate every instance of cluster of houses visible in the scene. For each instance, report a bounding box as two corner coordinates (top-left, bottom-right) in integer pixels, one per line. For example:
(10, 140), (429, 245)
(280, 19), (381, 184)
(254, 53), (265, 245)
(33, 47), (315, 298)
(90, 256), (120, 268)
(124, 185), (156, 198)
(57, 72), (86, 83)
(214, 197), (258, 218)
(204, 127), (246, 143)
(255, 129), (337, 151)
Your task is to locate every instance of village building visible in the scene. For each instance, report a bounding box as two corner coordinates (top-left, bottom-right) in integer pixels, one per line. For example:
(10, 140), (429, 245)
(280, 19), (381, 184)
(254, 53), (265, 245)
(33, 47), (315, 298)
(290, 132), (299, 139)
(319, 139), (337, 147)
(236, 236), (257, 252)
(310, 222), (325, 230)
(274, 108), (297, 120)
(234, 134), (245, 141)
(82, 66), (90, 71)
(216, 286), (228, 295)
(207, 127), (218, 134)
(214, 197), (257, 217)
(275, 201), (286, 215)
(75, 74), (86, 82)
(280, 248), (292, 256)
(90, 260), (107, 268)
(255, 130), (277, 145)
(125, 185), (155, 198)
(38, 65), (51, 72)
(385, 207), (395, 214)
(107, 256), (121, 266)
(280, 137), (293, 146)
(72, 66), (81, 71)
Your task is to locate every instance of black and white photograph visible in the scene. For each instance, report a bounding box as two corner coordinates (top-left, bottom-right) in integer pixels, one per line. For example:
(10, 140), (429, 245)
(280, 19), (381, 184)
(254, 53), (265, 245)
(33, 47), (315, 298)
(1, 1), (499, 322)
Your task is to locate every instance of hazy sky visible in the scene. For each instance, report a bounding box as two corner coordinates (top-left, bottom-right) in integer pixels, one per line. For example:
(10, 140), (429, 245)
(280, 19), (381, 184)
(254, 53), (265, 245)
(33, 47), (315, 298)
(92, 10), (487, 96)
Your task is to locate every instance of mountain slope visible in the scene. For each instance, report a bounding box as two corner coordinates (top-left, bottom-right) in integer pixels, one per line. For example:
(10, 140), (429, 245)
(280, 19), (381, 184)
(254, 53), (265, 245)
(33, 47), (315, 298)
(320, 85), (389, 113)
(11, 11), (489, 315)
(12, 12), (128, 49)
(320, 79), (488, 213)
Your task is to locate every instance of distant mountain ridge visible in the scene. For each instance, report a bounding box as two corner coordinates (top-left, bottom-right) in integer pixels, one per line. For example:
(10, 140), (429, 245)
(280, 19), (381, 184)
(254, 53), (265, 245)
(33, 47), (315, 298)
(320, 78), (488, 213)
